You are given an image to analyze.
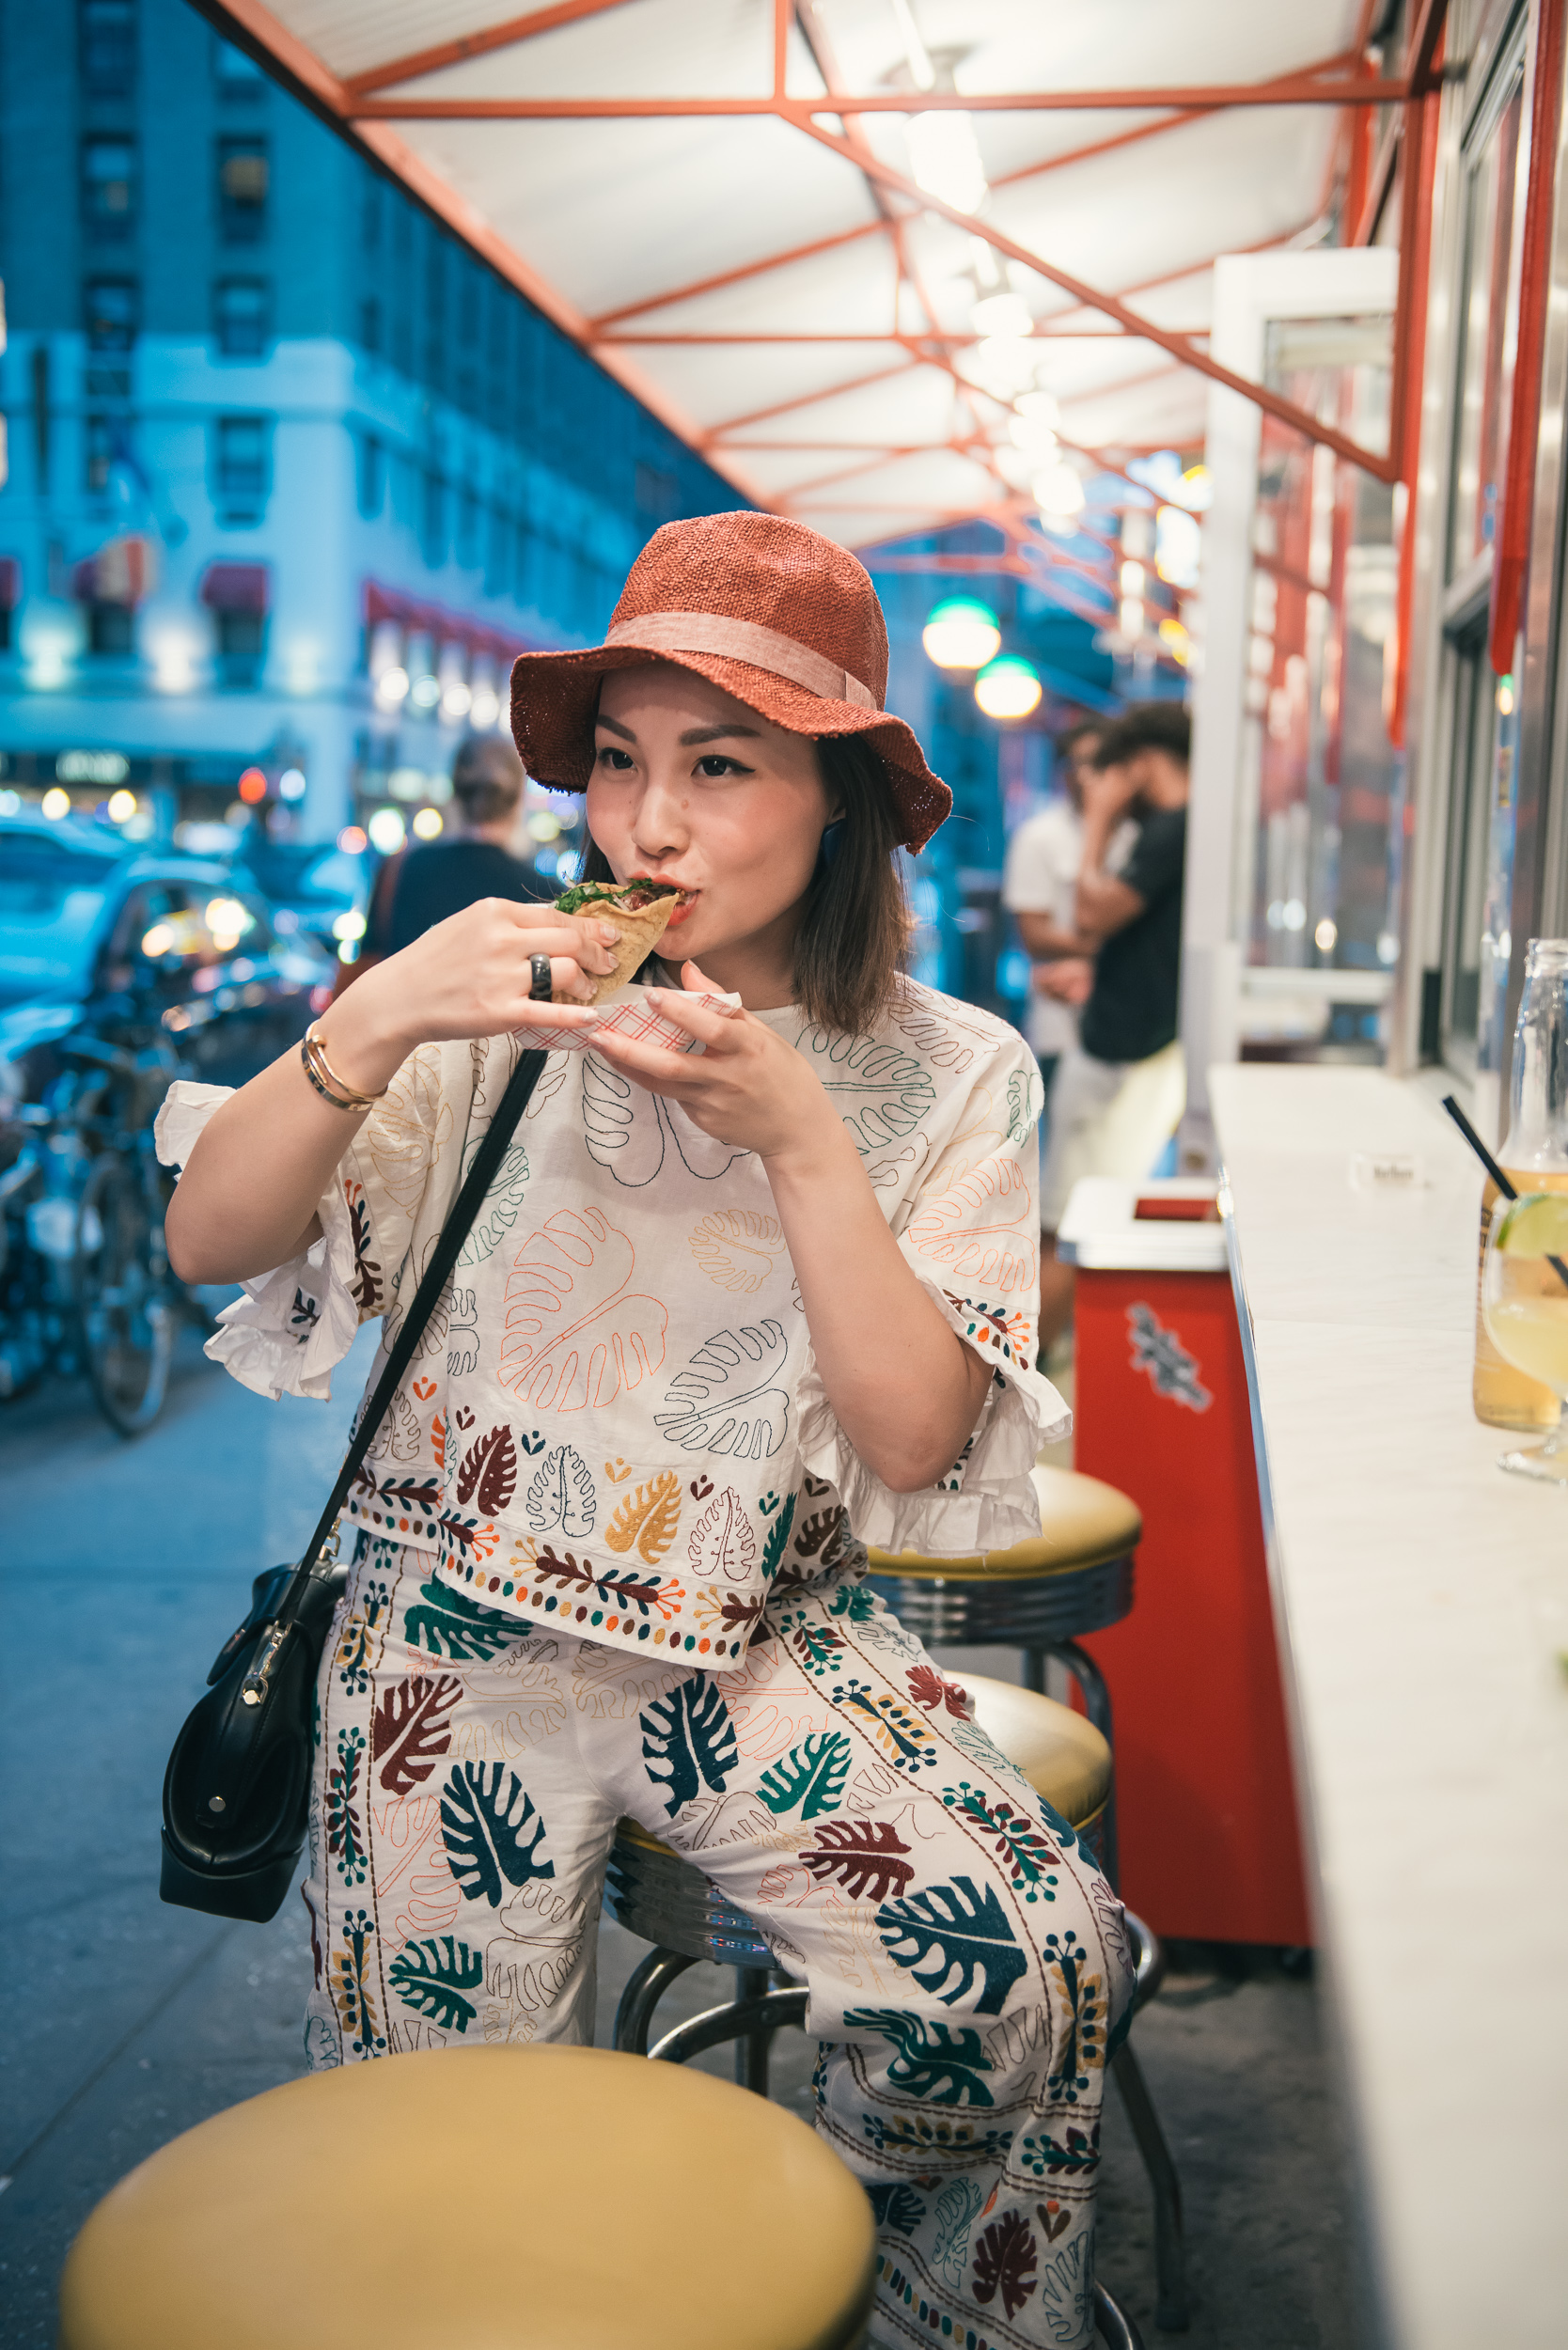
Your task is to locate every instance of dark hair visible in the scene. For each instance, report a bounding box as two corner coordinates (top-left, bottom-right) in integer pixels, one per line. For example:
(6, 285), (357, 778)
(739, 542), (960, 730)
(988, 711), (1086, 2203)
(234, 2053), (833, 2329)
(451, 734), (525, 826)
(579, 731), (910, 1035)
(1093, 700), (1191, 769)
(1056, 719), (1106, 760)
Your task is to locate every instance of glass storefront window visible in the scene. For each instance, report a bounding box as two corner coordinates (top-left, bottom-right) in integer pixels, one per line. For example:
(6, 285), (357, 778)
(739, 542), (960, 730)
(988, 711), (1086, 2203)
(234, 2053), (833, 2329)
(1450, 71), (1527, 574)
(1235, 313), (1399, 1010)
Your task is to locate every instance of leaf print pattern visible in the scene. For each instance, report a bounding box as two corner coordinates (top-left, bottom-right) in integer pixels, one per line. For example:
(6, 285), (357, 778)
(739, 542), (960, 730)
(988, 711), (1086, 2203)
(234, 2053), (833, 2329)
(334, 1578), (391, 1693)
(1006, 1065), (1043, 1145)
(371, 1675), (460, 1794)
(326, 1726), (368, 1884)
(1042, 1930), (1108, 2101)
(640, 1679), (739, 1816)
(906, 1152), (1037, 1296)
(972, 2209), (1038, 2319)
(1036, 2231), (1093, 2345)
(867, 2183), (927, 2237)
(931, 2179), (986, 2291)
(907, 1663), (970, 1717)
(687, 1207), (788, 1292)
(832, 1679), (937, 1772)
(796, 1026), (936, 1155)
(941, 1781), (1062, 1902)
(524, 1444), (597, 1538)
(499, 1207), (667, 1409)
(403, 1576), (519, 1663)
(1017, 2123), (1101, 2180)
(330, 1907), (385, 2056)
(656, 1322), (791, 1459)
(758, 1731), (851, 1820)
(388, 1935), (483, 2033)
(582, 1055), (750, 1187)
(760, 1490), (797, 1581)
(787, 1616), (845, 1677)
(604, 1470), (681, 1562)
(686, 1486), (757, 1581)
(344, 1179), (381, 1311)
(874, 1876), (1027, 2013)
(455, 1423), (518, 1514)
(799, 1818), (913, 1900)
(531, 1545), (686, 1622)
(439, 1762), (556, 1906)
(792, 1504), (846, 1560)
(842, 2008), (995, 2105)
(455, 1140), (529, 1267)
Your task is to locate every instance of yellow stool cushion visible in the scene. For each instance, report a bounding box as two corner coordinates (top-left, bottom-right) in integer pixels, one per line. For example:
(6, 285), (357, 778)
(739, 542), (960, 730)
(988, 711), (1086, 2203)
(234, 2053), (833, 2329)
(616, 1671), (1111, 1865)
(58, 2045), (875, 2350)
(867, 1464), (1141, 1580)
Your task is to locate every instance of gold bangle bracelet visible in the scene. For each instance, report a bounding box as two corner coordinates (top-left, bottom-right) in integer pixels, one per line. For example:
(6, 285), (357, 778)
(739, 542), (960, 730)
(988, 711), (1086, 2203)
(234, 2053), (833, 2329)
(300, 1023), (386, 1114)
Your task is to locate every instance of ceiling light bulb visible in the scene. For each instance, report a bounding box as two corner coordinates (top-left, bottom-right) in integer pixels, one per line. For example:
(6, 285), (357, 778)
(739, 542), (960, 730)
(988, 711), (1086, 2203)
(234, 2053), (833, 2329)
(974, 657), (1043, 721)
(971, 292), (1032, 340)
(1034, 461), (1085, 519)
(922, 598), (1002, 671)
(905, 112), (988, 215)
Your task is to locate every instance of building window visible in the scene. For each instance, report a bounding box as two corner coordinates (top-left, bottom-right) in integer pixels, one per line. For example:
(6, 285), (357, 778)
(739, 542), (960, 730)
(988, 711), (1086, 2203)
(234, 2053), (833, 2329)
(359, 297), (382, 356)
(82, 137), (136, 241)
(214, 607), (265, 686)
(214, 277), (269, 357)
(80, 0), (135, 97)
(85, 414), (116, 494)
(421, 469), (447, 566)
(86, 602), (134, 655)
(356, 433), (384, 519)
(213, 415), (268, 518)
(85, 277), (137, 352)
(217, 137), (268, 243)
(212, 34), (266, 95)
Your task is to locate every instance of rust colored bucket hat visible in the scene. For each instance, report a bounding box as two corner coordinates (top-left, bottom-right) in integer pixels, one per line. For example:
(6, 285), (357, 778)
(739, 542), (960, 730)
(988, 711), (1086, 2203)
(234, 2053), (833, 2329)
(509, 510), (951, 853)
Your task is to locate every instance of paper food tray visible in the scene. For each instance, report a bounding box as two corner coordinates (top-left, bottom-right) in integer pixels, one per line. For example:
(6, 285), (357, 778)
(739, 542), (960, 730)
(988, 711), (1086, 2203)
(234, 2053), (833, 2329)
(509, 983), (742, 1055)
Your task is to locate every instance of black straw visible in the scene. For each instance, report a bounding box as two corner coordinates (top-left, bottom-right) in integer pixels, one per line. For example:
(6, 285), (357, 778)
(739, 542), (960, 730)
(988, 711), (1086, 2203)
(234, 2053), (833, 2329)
(1441, 1091), (1568, 1292)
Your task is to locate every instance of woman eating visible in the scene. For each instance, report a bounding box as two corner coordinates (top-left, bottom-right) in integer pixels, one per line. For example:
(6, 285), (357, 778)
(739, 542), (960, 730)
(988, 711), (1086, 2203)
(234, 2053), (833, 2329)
(160, 510), (1132, 2350)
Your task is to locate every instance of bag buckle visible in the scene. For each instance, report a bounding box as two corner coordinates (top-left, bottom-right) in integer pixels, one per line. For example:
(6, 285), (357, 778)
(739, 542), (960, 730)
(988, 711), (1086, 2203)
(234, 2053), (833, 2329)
(318, 1521), (342, 1567)
(241, 1621), (290, 1708)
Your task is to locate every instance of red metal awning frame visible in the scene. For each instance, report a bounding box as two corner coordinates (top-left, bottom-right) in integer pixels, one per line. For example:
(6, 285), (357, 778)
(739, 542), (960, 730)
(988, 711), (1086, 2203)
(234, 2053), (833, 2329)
(203, 0), (1451, 507)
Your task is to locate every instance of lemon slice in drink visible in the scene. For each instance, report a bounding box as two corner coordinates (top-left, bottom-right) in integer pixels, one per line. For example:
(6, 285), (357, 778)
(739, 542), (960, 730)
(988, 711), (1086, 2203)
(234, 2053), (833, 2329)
(1493, 1192), (1568, 1257)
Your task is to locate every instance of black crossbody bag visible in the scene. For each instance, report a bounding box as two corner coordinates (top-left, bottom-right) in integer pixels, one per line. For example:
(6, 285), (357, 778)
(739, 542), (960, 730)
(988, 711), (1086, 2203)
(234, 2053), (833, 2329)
(160, 1049), (546, 1923)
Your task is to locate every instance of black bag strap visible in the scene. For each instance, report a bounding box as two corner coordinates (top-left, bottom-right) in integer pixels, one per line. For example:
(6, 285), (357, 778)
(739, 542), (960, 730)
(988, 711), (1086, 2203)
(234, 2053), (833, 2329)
(284, 1046), (547, 1607)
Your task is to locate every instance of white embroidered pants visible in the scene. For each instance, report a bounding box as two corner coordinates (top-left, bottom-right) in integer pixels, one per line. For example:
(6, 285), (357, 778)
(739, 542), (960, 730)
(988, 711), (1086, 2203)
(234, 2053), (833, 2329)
(304, 1537), (1134, 2350)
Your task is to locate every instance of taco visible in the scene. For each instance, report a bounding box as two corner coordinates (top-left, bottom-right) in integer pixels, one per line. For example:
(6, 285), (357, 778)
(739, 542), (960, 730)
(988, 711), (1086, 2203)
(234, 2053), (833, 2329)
(552, 876), (687, 1003)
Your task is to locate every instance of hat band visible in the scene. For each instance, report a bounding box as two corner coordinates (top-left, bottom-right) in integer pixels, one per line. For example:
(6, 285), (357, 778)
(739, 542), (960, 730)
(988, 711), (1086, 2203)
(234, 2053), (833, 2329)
(603, 611), (879, 712)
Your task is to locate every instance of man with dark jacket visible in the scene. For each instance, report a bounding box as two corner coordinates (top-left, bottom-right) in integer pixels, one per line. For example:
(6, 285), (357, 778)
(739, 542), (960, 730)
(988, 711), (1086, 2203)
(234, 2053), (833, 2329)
(1036, 702), (1190, 1350)
(385, 736), (544, 953)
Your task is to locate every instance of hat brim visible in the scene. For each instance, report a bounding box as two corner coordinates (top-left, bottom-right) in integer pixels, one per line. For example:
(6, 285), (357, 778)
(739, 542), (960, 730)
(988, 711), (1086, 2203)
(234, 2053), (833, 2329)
(509, 644), (950, 854)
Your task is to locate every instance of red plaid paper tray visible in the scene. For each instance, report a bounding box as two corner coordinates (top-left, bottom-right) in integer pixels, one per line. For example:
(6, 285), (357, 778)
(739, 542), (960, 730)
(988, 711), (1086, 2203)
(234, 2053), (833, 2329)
(509, 983), (742, 1055)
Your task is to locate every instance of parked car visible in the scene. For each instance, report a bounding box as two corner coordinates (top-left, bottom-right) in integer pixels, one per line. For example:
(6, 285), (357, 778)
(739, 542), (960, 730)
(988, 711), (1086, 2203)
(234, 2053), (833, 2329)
(0, 812), (335, 1096)
(232, 834), (374, 960)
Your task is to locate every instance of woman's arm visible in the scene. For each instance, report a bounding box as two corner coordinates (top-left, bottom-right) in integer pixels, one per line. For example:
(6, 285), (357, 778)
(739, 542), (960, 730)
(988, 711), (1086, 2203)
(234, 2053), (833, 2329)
(592, 970), (993, 1494)
(165, 899), (618, 1286)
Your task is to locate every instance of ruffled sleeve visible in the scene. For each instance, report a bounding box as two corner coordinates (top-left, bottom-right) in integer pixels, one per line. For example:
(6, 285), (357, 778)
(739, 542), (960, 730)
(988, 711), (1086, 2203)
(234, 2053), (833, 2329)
(154, 1080), (368, 1402)
(794, 1033), (1069, 1557)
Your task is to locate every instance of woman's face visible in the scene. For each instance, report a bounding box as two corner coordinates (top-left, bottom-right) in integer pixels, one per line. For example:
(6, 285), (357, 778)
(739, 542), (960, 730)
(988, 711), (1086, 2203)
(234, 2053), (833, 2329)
(586, 664), (834, 968)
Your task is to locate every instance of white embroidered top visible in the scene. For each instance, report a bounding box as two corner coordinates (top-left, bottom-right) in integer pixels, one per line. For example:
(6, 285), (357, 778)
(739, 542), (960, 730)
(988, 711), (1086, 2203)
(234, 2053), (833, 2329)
(156, 979), (1068, 1672)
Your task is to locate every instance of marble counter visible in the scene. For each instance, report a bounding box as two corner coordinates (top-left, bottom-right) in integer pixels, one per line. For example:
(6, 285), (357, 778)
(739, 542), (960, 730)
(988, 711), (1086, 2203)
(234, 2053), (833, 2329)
(1210, 1065), (1568, 2350)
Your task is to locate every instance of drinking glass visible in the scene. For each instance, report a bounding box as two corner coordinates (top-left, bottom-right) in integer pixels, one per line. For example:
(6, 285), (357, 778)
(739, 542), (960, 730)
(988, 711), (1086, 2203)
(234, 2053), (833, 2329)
(1482, 1190), (1568, 1480)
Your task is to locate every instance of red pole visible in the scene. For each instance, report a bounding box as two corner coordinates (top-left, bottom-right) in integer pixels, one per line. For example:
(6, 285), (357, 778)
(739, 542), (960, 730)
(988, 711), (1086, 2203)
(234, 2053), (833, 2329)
(1389, 86), (1441, 749)
(1490, 0), (1568, 675)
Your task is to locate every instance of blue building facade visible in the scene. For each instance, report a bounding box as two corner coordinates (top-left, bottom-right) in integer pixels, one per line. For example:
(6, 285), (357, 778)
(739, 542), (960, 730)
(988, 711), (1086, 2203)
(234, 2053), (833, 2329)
(0, 0), (742, 847)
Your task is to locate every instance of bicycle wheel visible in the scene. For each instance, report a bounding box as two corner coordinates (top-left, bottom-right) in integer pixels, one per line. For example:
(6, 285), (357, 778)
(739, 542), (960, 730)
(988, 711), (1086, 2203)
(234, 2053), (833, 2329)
(74, 1153), (174, 1436)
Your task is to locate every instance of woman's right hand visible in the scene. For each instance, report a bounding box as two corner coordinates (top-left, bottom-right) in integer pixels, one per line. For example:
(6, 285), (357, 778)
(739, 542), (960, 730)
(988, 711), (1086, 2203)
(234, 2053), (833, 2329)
(315, 899), (623, 1096)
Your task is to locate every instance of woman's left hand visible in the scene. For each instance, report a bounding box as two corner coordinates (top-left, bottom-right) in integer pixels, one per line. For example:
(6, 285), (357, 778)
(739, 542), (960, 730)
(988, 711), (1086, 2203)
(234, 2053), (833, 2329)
(591, 964), (842, 1167)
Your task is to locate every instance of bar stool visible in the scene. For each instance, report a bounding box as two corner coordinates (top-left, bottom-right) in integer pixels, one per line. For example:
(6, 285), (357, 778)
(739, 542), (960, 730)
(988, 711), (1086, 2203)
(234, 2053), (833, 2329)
(864, 1478), (1190, 2333)
(609, 1672), (1157, 2345)
(866, 1465), (1139, 1876)
(57, 2044), (877, 2350)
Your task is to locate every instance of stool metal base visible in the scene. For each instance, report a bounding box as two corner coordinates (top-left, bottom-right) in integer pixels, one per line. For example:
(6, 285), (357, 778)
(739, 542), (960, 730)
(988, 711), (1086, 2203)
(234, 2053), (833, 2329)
(1120, 1910), (1189, 2333)
(866, 1553), (1133, 1648)
(1094, 2281), (1146, 2350)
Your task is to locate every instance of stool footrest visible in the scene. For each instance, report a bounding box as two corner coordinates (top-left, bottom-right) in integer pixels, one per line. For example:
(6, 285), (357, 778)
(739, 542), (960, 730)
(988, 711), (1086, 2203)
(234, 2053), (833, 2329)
(650, 1985), (809, 2070)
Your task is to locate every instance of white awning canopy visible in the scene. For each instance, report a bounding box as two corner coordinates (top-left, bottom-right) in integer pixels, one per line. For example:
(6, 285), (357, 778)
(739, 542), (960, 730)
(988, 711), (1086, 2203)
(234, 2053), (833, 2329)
(211, 0), (1373, 552)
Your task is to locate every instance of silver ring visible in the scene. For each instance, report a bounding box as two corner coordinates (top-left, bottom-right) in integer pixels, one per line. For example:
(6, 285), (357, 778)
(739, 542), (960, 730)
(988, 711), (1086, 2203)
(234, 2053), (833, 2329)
(529, 953), (553, 1002)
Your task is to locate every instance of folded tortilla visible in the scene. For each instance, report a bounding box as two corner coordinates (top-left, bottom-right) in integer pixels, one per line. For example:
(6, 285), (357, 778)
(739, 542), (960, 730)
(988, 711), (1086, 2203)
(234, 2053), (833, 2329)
(552, 880), (684, 1003)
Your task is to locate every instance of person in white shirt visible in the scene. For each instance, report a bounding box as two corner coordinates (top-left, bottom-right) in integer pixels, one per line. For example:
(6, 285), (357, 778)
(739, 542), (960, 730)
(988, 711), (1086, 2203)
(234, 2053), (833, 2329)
(1001, 722), (1106, 1098)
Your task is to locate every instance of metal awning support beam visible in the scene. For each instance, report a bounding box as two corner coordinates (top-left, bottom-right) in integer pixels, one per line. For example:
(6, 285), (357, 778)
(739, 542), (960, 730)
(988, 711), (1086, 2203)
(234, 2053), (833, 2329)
(351, 80), (1409, 119)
